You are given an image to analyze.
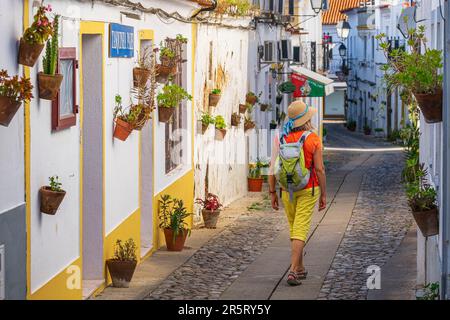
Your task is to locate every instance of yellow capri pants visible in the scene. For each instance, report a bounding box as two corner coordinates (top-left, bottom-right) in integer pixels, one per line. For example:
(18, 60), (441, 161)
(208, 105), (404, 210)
(281, 187), (320, 242)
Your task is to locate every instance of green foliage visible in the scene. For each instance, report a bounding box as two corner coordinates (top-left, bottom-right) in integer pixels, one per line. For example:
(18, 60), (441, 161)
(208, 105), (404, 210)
(216, 0), (256, 16)
(175, 34), (188, 44)
(23, 4), (54, 45)
(377, 25), (443, 95)
(113, 94), (142, 125)
(214, 115), (227, 129)
(405, 164), (437, 212)
(157, 83), (192, 108)
(417, 282), (439, 300)
(158, 195), (192, 243)
(0, 69), (34, 102)
(43, 15), (59, 75)
(248, 158), (267, 178)
(49, 175), (63, 192)
(211, 88), (221, 95)
(374, 128), (384, 132)
(113, 238), (137, 261)
(323, 127), (328, 137)
(160, 44), (176, 60)
(201, 112), (215, 125)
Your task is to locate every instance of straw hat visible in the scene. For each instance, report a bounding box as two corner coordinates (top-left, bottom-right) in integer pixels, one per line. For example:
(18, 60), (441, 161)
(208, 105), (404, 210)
(288, 100), (317, 128)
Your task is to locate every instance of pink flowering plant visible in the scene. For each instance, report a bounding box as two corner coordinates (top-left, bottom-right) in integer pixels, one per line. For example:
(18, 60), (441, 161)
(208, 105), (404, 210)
(23, 4), (54, 45)
(195, 193), (223, 212)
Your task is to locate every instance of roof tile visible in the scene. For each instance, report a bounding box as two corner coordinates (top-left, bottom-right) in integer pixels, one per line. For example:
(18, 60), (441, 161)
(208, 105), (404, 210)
(322, 0), (360, 25)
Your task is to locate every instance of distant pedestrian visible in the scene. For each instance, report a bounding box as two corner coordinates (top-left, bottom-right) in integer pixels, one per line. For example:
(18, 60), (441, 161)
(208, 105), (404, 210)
(269, 100), (327, 286)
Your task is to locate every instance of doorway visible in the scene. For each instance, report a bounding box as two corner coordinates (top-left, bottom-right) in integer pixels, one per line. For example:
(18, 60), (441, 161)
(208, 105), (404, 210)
(81, 33), (104, 297)
(139, 39), (154, 258)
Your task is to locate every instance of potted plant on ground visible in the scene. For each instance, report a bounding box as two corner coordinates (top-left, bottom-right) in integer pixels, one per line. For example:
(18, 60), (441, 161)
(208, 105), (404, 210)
(406, 165), (439, 237)
(214, 115), (227, 140)
(244, 116), (255, 132)
(19, 4), (54, 67)
(374, 128), (384, 137)
(40, 175), (66, 215)
(248, 163), (264, 192)
(133, 46), (152, 87)
(157, 83), (192, 123)
(231, 112), (241, 127)
(106, 239), (137, 288)
(38, 15), (63, 101)
(363, 125), (371, 135)
(239, 103), (247, 114)
(159, 195), (192, 251)
(209, 88), (221, 107)
(113, 94), (141, 141)
(200, 112), (215, 134)
(377, 25), (443, 123)
(347, 120), (356, 132)
(245, 91), (259, 105)
(195, 193), (223, 229)
(0, 70), (33, 127)
(269, 119), (277, 130)
(156, 44), (177, 82)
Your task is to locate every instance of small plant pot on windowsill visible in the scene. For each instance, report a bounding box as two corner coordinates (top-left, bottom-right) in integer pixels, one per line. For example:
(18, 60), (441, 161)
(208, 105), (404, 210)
(202, 209), (221, 229)
(239, 104), (247, 114)
(414, 89), (443, 123)
(18, 38), (44, 67)
(209, 94), (221, 107)
(248, 177), (264, 192)
(133, 67), (151, 87)
(412, 208), (439, 237)
(106, 259), (137, 288)
(215, 128), (227, 141)
(164, 228), (188, 251)
(0, 96), (22, 127)
(158, 106), (175, 123)
(114, 118), (133, 141)
(260, 104), (268, 112)
(39, 186), (66, 215)
(37, 72), (63, 100)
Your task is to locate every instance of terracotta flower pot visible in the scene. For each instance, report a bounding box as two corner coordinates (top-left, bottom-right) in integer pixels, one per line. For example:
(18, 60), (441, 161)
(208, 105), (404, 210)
(38, 72), (63, 100)
(248, 177), (264, 192)
(133, 67), (151, 87)
(106, 259), (137, 288)
(260, 104), (268, 111)
(158, 106), (175, 123)
(414, 90), (443, 123)
(246, 94), (257, 105)
(201, 123), (209, 134)
(163, 228), (188, 251)
(114, 118), (133, 141)
(202, 209), (221, 229)
(412, 208), (439, 237)
(40, 186), (66, 215)
(209, 94), (221, 107)
(244, 122), (255, 132)
(0, 96), (22, 127)
(231, 114), (241, 127)
(215, 128), (227, 140)
(239, 104), (247, 114)
(18, 38), (44, 67)
(156, 63), (176, 82)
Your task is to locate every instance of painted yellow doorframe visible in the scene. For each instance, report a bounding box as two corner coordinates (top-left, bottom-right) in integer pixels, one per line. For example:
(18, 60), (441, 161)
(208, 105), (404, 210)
(79, 21), (106, 295)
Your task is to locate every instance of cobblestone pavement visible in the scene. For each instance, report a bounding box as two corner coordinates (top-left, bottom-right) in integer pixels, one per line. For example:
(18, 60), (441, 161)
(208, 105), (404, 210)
(318, 152), (413, 300)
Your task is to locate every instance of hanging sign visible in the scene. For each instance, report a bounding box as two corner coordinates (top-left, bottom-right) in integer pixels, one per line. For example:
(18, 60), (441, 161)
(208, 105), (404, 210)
(109, 23), (134, 58)
(278, 73), (326, 97)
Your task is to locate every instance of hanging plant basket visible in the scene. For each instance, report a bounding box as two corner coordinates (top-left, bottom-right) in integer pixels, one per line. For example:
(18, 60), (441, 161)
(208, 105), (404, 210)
(246, 94), (257, 105)
(132, 106), (151, 131)
(133, 67), (151, 87)
(37, 72), (63, 100)
(114, 118), (133, 141)
(414, 89), (443, 123)
(239, 104), (247, 114)
(231, 114), (241, 126)
(209, 93), (221, 107)
(260, 104), (269, 112)
(202, 209), (220, 229)
(270, 123), (277, 130)
(412, 208), (439, 237)
(106, 259), (137, 288)
(164, 228), (188, 251)
(248, 177), (264, 192)
(156, 64), (176, 83)
(244, 122), (255, 132)
(215, 128), (227, 140)
(0, 96), (22, 127)
(158, 106), (175, 123)
(39, 186), (66, 215)
(18, 38), (45, 67)
(201, 123), (209, 134)
(276, 95), (283, 104)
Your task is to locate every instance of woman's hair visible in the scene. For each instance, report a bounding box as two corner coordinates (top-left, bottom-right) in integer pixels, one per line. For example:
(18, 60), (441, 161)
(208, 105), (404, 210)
(296, 120), (315, 132)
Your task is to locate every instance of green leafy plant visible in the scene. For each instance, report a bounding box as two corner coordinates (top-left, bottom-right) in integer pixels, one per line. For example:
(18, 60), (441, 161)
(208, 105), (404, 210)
(112, 238), (137, 262)
(201, 112), (215, 125)
(157, 83), (192, 108)
(42, 14), (59, 75)
(211, 88), (221, 95)
(374, 128), (384, 132)
(159, 44), (176, 60)
(246, 91), (261, 103)
(214, 115), (227, 129)
(175, 34), (188, 44)
(406, 165), (437, 212)
(113, 94), (142, 125)
(377, 25), (443, 95)
(158, 195), (192, 243)
(270, 119), (277, 125)
(216, 0), (256, 16)
(417, 282), (439, 300)
(49, 175), (63, 192)
(0, 70), (33, 102)
(23, 4), (54, 45)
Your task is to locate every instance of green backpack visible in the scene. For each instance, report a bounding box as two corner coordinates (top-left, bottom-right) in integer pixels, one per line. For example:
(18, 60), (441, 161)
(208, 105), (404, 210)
(275, 131), (314, 201)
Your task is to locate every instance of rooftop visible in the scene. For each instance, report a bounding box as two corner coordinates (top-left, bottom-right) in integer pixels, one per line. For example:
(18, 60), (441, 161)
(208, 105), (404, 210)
(322, 0), (360, 25)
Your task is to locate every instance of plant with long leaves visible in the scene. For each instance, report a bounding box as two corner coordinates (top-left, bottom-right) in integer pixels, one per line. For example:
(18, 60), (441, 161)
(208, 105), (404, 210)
(158, 195), (192, 244)
(112, 238), (137, 262)
(42, 14), (59, 75)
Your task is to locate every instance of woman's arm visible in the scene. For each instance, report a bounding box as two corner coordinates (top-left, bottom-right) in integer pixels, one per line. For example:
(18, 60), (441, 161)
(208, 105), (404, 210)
(313, 144), (327, 211)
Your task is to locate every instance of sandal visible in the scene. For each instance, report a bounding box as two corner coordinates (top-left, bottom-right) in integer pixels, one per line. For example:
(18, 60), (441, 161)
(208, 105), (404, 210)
(287, 271), (302, 286)
(296, 269), (308, 280)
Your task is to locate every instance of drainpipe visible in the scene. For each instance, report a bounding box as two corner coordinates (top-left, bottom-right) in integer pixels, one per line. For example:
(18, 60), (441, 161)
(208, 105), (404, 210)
(442, 0), (450, 300)
(190, 0), (217, 19)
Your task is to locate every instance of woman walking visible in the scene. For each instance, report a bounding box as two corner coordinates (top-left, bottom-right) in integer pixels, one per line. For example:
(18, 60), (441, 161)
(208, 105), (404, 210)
(269, 100), (327, 286)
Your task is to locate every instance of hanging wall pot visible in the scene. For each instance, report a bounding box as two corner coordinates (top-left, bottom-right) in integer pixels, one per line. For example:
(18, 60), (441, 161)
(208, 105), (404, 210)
(18, 38), (45, 67)
(158, 106), (175, 123)
(414, 89), (443, 123)
(40, 186), (66, 215)
(239, 104), (247, 114)
(114, 118), (133, 141)
(412, 207), (439, 237)
(0, 96), (22, 127)
(38, 72), (63, 100)
(133, 67), (151, 87)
